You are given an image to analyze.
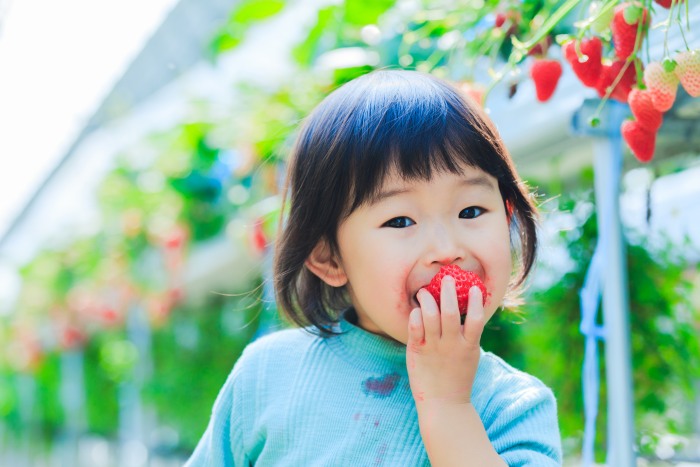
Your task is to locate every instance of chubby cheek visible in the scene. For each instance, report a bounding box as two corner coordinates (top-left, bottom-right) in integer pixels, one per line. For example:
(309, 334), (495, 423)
(483, 252), (513, 317)
(390, 264), (414, 316)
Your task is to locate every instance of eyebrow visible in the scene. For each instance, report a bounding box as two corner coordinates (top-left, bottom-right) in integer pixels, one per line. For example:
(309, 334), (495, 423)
(370, 174), (497, 205)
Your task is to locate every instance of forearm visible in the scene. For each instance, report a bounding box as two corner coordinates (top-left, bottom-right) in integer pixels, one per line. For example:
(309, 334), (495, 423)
(416, 400), (507, 467)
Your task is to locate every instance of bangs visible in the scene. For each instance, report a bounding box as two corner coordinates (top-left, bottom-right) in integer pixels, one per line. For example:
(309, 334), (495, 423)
(275, 69), (538, 332)
(319, 71), (507, 217)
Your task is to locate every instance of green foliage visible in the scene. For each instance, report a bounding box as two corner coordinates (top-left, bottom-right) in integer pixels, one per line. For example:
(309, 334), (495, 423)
(84, 332), (123, 435)
(292, 6), (337, 66)
(519, 191), (700, 459)
(145, 290), (263, 449)
(344, 0), (395, 26)
(209, 0), (286, 56)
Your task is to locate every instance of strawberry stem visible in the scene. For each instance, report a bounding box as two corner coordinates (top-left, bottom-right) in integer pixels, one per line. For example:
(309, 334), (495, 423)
(663, 0), (675, 58)
(675, 1), (691, 51)
(590, 59), (635, 126)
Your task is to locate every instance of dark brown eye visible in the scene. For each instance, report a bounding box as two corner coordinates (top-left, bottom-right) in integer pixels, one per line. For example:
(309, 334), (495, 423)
(382, 217), (415, 228)
(459, 207), (484, 219)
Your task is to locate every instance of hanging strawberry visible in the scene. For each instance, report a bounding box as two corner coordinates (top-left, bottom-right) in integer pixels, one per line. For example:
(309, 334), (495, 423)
(621, 120), (656, 163)
(653, 0), (685, 9)
(60, 325), (86, 351)
(530, 59), (563, 102)
(644, 61), (679, 111)
(674, 50), (700, 97)
(628, 89), (664, 131)
(250, 218), (268, 255)
(596, 60), (639, 102)
(563, 38), (603, 88)
(611, 3), (649, 60)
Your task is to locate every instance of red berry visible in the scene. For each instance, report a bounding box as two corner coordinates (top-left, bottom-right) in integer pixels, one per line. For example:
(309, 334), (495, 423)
(621, 120), (656, 163)
(563, 37), (603, 88)
(654, 0), (684, 8)
(596, 60), (639, 102)
(251, 218), (268, 254)
(495, 12), (506, 28)
(424, 265), (488, 315)
(530, 59), (563, 102)
(628, 88), (663, 131)
(611, 3), (649, 60)
(527, 36), (553, 58)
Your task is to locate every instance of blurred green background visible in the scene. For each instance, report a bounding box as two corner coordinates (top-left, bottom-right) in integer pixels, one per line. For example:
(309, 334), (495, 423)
(0, 0), (699, 465)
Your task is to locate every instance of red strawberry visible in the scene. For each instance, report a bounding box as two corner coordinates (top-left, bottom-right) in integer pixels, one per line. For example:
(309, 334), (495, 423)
(528, 36), (553, 57)
(424, 264), (488, 315)
(596, 60), (638, 102)
(530, 59), (563, 102)
(628, 88), (663, 131)
(611, 3), (649, 60)
(563, 38), (603, 87)
(654, 0), (685, 8)
(674, 50), (700, 97)
(495, 12), (507, 28)
(644, 61), (679, 111)
(621, 120), (656, 163)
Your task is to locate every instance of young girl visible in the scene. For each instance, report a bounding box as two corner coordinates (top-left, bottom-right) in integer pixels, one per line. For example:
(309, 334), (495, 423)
(186, 70), (562, 466)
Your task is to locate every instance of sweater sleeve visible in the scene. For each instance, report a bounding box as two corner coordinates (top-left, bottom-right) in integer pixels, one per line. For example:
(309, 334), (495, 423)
(184, 358), (251, 467)
(488, 384), (563, 466)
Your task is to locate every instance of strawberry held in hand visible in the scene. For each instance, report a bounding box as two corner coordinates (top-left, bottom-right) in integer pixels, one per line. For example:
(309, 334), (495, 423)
(425, 264), (488, 315)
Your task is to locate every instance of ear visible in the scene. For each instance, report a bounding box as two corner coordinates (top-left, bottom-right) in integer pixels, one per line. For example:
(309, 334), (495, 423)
(305, 240), (348, 287)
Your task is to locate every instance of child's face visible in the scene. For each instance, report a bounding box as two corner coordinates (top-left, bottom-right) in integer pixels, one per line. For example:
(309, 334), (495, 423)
(334, 163), (512, 344)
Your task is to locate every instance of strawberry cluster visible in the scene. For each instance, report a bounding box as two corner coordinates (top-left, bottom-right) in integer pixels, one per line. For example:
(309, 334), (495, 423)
(520, 0), (696, 163)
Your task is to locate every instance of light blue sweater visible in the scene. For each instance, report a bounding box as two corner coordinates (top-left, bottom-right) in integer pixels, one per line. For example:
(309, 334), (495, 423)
(186, 317), (562, 466)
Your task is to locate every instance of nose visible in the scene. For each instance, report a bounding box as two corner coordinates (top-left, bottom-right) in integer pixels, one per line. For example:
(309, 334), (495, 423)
(423, 221), (465, 266)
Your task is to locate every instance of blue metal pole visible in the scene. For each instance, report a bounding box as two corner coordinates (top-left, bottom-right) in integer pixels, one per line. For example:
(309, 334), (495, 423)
(572, 99), (636, 466)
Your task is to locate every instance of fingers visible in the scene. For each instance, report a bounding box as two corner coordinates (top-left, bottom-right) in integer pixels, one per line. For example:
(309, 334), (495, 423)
(407, 307), (425, 348)
(439, 275), (461, 337)
(462, 286), (486, 348)
(416, 289), (441, 339)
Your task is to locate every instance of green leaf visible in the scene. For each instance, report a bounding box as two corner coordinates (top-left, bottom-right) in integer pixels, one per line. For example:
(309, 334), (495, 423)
(344, 0), (396, 26)
(517, 0), (580, 51)
(209, 0), (286, 57)
(231, 0), (285, 24)
(622, 4), (642, 25)
(662, 58), (677, 73)
(292, 6), (338, 66)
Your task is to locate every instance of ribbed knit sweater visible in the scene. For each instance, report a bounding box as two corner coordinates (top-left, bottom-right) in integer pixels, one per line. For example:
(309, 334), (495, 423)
(186, 317), (562, 466)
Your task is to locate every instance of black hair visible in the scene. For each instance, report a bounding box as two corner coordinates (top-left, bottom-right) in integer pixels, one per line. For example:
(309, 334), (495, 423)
(274, 70), (538, 334)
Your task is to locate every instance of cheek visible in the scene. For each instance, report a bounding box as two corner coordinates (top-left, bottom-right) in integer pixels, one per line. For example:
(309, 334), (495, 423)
(483, 230), (513, 302)
(390, 264), (413, 315)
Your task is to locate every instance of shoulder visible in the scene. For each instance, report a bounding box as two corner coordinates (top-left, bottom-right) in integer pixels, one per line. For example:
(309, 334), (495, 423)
(477, 350), (553, 396)
(233, 326), (323, 376)
(476, 351), (563, 464)
(474, 350), (558, 425)
(243, 326), (320, 355)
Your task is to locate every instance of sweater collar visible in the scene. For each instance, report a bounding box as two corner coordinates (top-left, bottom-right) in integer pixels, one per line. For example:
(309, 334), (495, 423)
(326, 309), (408, 374)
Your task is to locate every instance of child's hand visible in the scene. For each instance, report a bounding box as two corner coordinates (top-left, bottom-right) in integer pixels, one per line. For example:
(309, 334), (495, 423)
(406, 275), (485, 405)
